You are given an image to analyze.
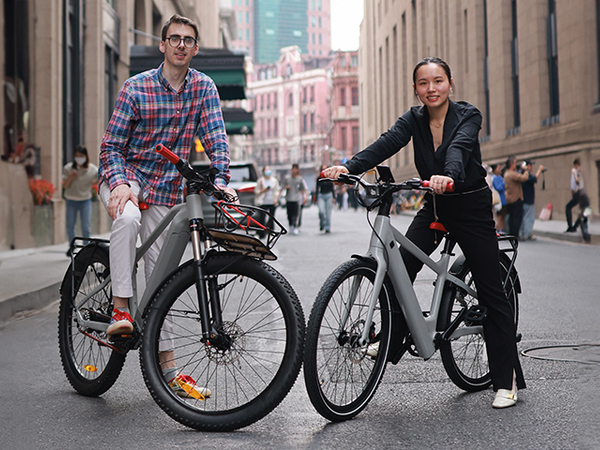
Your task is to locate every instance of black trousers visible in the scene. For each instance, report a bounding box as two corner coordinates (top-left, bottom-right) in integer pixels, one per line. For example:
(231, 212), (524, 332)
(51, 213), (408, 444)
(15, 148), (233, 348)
(565, 191), (582, 228)
(399, 187), (526, 391)
(507, 199), (524, 238)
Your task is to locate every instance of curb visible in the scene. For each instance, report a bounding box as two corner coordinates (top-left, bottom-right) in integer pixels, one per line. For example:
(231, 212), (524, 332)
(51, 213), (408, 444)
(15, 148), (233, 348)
(0, 282), (61, 324)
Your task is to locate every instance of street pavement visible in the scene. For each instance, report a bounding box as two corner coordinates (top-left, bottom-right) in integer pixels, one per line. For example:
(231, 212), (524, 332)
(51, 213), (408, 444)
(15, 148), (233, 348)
(1, 209), (597, 324)
(0, 205), (599, 449)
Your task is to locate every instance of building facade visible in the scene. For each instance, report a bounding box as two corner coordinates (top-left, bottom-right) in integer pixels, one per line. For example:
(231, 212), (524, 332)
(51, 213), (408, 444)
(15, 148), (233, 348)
(330, 51), (360, 163)
(359, 0), (600, 221)
(230, 0), (331, 63)
(0, 0), (240, 251)
(247, 46), (333, 172)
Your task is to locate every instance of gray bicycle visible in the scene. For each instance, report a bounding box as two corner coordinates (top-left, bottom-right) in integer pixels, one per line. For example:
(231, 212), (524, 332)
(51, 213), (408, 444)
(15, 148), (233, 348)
(58, 145), (305, 431)
(303, 167), (520, 422)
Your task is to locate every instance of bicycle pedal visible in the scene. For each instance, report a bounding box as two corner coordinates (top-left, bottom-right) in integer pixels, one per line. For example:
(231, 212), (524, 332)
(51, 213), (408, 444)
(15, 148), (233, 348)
(464, 305), (487, 325)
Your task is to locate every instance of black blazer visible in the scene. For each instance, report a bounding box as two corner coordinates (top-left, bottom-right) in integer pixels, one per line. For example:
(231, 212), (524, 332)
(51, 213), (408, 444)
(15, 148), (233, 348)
(344, 100), (487, 192)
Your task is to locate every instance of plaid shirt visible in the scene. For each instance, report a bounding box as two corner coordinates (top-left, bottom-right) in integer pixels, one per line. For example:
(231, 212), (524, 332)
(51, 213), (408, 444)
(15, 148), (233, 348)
(99, 63), (230, 206)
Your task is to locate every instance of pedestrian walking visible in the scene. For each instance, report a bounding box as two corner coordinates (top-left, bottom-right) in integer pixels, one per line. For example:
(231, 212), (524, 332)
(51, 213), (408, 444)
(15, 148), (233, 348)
(282, 163), (307, 234)
(491, 163), (507, 233)
(316, 164), (334, 233)
(255, 166), (280, 238)
(323, 56), (525, 408)
(565, 158), (585, 232)
(504, 156), (529, 238)
(62, 145), (98, 254)
(520, 160), (546, 240)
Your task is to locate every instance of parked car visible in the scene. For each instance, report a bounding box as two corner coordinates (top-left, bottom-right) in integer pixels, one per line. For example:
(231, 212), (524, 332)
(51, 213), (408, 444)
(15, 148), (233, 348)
(191, 160), (259, 227)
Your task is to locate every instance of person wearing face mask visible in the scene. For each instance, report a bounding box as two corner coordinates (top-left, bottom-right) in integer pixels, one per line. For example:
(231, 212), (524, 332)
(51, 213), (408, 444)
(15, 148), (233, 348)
(255, 166), (280, 238)
(62, 145), (98, 255)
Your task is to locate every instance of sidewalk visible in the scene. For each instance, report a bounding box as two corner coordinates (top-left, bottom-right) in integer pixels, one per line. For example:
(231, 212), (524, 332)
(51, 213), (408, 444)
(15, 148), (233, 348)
(0, 218), (598, 324)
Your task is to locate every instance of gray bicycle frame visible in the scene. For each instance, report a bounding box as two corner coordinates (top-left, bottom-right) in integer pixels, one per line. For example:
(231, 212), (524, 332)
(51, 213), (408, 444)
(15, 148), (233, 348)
(345, 213), (479, 361)
(73, 193), (207, 332)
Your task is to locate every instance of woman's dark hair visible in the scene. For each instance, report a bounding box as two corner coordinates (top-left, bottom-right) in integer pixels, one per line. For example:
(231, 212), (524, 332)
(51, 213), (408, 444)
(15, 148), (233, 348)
(73, 145), (89, 169)
(161, 14), (199, 40)
(412, 56), (453, 86)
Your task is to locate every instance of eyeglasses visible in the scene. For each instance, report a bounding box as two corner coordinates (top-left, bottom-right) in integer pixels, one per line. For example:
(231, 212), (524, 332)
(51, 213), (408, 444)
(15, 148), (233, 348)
(165, 35), (197, 49)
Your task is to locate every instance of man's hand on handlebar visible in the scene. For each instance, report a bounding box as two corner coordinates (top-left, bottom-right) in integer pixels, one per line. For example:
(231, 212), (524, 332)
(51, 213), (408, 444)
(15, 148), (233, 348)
(219, 186), (239, 203)
(322, 165), (349, 180)
(429, 175), (454, 195)
(108, 184), (138, 220)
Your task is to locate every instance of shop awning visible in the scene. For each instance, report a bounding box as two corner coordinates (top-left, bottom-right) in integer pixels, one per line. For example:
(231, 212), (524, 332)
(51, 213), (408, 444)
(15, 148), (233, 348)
(222, 108), (253, 135)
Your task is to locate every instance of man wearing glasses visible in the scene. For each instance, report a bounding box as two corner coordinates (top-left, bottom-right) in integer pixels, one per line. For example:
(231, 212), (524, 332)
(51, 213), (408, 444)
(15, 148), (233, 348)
(98, 14), (234, 398)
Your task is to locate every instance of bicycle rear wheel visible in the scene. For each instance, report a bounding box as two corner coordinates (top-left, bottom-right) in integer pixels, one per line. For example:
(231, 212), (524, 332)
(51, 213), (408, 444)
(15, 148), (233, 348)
(303, 258), (392, 422)
(140, 253), (304, 431)
(58, 244), (126, 396)
(439, 254), (519, 392)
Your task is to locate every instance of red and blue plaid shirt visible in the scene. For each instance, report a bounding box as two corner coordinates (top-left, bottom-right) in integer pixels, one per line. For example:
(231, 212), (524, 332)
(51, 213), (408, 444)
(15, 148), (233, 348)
(99, 63), (230, 206)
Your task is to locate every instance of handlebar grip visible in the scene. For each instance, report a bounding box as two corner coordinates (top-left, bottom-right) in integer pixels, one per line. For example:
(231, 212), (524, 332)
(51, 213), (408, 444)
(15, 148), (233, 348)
(423, 180), (455, 192)
(156, 144), (179, 164)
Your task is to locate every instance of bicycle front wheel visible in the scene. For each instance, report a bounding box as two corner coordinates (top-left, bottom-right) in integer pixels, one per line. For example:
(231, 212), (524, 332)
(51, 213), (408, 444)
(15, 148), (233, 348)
(439, 254), (519, 392)
(140, 253), (305, 431)
(303, 258), (392, 422)
(58, 244), (126, 396)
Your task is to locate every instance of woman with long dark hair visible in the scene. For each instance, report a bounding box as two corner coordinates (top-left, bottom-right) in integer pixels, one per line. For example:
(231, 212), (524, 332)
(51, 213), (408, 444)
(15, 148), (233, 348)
(324, 57), (525, 408)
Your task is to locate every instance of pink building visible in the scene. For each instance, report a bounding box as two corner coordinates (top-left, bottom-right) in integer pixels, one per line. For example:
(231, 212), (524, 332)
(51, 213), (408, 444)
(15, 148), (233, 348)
(330, 51), (360, 163)
(247, 46), (334, 170)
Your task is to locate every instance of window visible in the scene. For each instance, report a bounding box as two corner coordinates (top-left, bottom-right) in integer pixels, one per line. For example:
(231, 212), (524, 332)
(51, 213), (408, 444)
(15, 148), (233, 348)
(310, 85), (315, 102)
(597, 0), (600, 104)
(273, 118), (278, 137)
(340, 87), (346, 106)
(267, 92), (270, 109)
(311, 16), (316, 27)
(351, 55), (358, 66)
(340, 57), (346, 67)
(510, 0), (521, 132)
(273, 92), (278, 109)
(303, 86), (307, 103)
(288, 92), (293, 107)
(352, 126), (359, 153)
(546, 0), (560, 122)
(303, 113), (308, 133)
(352, 87), (359, 106)
(482, 0), (491, 137)
(341, 126), (347, 150)
(310, 112), (315, 131)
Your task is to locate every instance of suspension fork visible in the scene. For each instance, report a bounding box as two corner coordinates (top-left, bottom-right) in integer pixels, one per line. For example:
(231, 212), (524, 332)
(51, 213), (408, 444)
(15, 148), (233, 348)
(190, 219), (213, 343)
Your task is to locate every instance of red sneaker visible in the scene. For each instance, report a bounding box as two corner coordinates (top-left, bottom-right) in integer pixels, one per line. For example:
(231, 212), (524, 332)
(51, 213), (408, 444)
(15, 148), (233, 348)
(106, 309), (134, 336)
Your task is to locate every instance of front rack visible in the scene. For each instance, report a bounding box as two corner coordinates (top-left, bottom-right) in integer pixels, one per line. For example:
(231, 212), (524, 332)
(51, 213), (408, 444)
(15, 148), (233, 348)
(207, 201), (287, 261)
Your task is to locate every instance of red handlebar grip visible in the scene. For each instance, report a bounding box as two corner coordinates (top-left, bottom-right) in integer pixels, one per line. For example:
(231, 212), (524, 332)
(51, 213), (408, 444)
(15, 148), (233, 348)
(320, 171), (326, 178)
(155, 144), (179, 164)
(423, 180), (455, 192)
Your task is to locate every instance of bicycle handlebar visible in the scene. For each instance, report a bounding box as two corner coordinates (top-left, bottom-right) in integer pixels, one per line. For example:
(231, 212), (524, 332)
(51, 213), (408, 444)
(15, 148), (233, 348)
(156, 144), (179, 164)
(319, 172), (454, 193)
(155, 144), (227, 200)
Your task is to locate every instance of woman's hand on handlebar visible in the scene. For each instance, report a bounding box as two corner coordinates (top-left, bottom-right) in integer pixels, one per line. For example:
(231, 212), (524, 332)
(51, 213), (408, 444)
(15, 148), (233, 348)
(429, 175), (454, 195)
(322, 165), (349, 180)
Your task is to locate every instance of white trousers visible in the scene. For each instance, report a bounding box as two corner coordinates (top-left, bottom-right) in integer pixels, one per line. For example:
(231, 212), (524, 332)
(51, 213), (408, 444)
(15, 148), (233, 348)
(100, 182), (175, 353)
(99, 181), (170, 297)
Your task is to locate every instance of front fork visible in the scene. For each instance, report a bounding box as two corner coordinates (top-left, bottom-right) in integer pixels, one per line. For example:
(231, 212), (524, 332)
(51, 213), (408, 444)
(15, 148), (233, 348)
(190, 219), (228, 348)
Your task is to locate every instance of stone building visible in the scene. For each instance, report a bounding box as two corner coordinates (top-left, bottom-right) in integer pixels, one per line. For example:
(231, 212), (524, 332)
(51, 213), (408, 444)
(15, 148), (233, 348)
(0, 0), (246, 251)
(359, 0), (600, 221)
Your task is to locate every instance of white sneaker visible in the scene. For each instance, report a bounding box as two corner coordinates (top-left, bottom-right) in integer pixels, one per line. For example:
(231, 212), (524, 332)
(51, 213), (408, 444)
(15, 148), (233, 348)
(292, 227), (299, 235)
(492, 389), (517, 408)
